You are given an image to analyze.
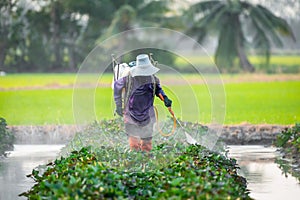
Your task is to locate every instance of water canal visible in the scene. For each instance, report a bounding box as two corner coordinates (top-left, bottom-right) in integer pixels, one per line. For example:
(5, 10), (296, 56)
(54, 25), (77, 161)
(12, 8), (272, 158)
(228, 145), (300, 200)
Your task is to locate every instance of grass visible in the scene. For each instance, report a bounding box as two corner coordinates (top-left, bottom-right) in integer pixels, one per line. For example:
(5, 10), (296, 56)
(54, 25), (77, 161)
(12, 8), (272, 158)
(0, 73), (75, 89)
(249, 55), (300, 66)
(0, 89), (74, 125)
(0, 73), (299, 125)
(175, 55), (300, 66)
(174, 55), (300, 73)
(0, 73), (109, 89)
(0, 88), (115, 125)
(224, 82), (300, 124)
(164, 81), (300, 125)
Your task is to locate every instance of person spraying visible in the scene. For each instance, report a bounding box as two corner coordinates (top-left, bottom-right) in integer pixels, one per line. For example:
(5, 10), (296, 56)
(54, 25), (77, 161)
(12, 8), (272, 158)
(113, 54), (172, 152)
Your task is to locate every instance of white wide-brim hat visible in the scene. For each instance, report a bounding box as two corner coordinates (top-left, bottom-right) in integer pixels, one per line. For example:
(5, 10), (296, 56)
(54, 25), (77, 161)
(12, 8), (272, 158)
(130, 54), (159, 77)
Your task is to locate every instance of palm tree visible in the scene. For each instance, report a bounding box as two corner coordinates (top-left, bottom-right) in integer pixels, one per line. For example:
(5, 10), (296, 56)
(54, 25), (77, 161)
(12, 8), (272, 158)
(98, 0), (178, 41)
(185, 0), (296, 72)
(96, 1), (179, 63)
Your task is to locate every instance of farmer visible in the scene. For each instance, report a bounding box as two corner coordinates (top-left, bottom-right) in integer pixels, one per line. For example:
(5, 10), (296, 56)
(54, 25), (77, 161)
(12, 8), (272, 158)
(114, 54), (172, 152)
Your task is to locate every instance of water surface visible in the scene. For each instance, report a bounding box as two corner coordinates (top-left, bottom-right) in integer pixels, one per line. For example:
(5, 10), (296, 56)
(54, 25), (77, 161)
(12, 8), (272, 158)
(0, 145), (64, 200)
(228, 145), (300, 200)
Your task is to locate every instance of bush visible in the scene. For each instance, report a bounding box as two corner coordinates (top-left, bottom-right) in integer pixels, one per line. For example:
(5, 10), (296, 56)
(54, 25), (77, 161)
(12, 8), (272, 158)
(0, 117), (15, 157)
(275, 123), (300, 149)
(275, 123), (300, 182)
(20, 146), (252, 199)
(20, 119), (252, 199)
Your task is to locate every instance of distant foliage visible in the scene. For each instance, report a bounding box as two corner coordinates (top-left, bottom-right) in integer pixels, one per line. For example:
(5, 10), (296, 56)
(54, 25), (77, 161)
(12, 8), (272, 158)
(0, 118), (14, 156)
(1, 0), (175, 72)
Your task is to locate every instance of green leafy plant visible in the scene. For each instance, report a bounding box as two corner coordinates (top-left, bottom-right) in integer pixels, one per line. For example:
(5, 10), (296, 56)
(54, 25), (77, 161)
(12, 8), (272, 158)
(20, 119), (252, 199)
(275, 123), (300, 149)
(20, 145), (252, 199)
(275, 123), (300, 182)
(0, 117), (15, 157)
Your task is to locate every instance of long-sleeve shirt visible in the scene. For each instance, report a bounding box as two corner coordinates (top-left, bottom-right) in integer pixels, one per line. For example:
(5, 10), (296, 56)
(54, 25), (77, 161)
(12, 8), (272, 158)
(114, 75), (167, 126)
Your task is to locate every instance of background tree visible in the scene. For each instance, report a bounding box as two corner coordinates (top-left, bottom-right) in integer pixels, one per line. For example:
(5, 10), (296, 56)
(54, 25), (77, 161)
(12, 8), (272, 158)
(1, 0), (298, 73)
(62, 0), (115, 69)
(25, 7), (52, 71)
(185, 0), (296, 72)
(99, 1), (175, 39)
(0, 118), (14, 157)
(97, 0), (179, 65)
(2, 0), (115, 72)
(0, 0), (27, 71)
(26, 0), (92, 71)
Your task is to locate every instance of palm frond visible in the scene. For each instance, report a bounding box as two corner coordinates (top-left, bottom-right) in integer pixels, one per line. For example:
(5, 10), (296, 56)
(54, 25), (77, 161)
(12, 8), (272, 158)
(256, 5), (296, 41)
(215, 15), (239, 69)
(138, 0), (169, 19)
(135, 0), (176, 28)
(191, 0), (222, 14)
(185, 2), (227, 43)
(97, 5), (136, 42)
(184, 1), (222, 24)
(249, 5), (284, 47)
(187, 26), (208, 44)
(195, 3), (227, 28)
(251, 17), (271, 65)
(160, 16), (185, 30)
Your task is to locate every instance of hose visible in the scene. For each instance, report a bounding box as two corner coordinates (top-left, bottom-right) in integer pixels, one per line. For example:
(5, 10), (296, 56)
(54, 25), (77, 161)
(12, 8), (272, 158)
(154, 94), (177, 137)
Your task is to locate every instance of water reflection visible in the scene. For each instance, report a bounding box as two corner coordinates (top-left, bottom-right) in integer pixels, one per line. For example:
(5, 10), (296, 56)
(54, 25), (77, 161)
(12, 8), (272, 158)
(0, 145), (64, 200)
(228, 145), (300, 200)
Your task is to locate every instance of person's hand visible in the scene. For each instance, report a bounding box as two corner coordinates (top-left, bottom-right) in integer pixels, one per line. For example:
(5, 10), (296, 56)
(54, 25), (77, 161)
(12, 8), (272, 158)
(164, 96), (172, 107)
(116, 106), (123, 117)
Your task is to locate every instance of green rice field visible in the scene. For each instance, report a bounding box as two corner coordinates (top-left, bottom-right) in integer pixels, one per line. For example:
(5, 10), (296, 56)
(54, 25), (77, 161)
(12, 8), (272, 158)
(0, 73), (299, 125)
(175, 55), (300, 66)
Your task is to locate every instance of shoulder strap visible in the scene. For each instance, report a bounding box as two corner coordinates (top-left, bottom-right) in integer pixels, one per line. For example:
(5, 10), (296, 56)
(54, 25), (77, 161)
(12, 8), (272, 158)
(124, 74), (132, 109)
(151, 75), (156, 97)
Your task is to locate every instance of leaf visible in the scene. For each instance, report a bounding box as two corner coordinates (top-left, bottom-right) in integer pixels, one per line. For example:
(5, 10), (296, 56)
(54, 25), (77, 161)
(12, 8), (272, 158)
(170, 177), (185, 186)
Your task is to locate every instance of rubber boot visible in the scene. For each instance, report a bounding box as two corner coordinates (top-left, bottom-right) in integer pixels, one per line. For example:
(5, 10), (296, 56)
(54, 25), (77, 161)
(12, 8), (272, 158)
(140, 139), (152, 152)
(128, 136), (140, 151)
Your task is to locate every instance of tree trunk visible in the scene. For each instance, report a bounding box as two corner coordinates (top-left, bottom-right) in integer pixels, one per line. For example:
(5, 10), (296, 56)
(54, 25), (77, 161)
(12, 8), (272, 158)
(68, 44), (76, 70)
(51, 1), (62, 69)
(235, 17), (255, 72)
(237, 45), (255, 72)
(0, 42), (8, 70)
